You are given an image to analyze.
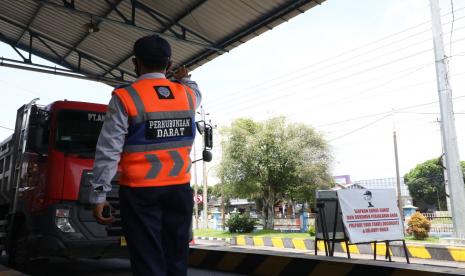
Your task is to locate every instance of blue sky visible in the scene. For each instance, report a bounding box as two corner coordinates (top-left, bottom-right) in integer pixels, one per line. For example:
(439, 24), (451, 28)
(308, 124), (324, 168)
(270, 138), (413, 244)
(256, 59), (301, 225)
(1, 0), (464, 183)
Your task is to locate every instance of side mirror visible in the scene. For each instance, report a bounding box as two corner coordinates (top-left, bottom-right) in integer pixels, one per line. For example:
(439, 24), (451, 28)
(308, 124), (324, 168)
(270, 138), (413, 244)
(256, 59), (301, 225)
(26, 106), (49, 154)
(202, 150), (212, 162)
(204, 124), (213, 150)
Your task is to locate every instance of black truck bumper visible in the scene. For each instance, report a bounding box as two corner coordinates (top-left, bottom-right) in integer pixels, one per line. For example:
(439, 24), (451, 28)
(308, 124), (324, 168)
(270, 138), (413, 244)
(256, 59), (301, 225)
(28, 202), (128, 259)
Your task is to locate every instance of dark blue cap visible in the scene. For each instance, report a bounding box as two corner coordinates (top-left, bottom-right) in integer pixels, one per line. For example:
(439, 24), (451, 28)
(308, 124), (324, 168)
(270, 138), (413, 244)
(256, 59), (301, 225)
(133, 35), (171, 61)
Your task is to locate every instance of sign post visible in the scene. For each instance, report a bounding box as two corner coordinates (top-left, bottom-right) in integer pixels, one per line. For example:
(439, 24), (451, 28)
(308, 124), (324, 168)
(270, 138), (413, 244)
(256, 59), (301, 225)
(315, 189), (410, 263)
(337, 189), (404, 243)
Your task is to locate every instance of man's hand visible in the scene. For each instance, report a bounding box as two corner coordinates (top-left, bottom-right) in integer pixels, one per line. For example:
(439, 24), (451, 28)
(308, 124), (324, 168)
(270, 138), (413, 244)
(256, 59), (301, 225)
(172, 66), (190, 80)
(93, 202), (114, 225)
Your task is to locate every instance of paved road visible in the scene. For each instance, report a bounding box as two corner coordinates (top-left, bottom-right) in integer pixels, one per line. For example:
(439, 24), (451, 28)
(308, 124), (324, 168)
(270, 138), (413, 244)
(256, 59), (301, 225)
(0, 240), (239, 276)
(7, 239), (461, 275)
(230, 244), (465, 270)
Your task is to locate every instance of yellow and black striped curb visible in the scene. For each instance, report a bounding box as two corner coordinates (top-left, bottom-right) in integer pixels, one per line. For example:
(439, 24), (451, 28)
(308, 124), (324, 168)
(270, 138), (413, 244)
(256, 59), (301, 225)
(231, 236), (465, 262)
(194, 236), (231, 242)
(189, 245), (465, 276)
(0, 264), (28, 276)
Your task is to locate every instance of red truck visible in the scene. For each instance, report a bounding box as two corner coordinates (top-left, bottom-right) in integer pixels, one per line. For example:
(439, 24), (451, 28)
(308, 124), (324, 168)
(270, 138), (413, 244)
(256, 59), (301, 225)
(0, 98), (211, 270)
(0, 99), (128, 268)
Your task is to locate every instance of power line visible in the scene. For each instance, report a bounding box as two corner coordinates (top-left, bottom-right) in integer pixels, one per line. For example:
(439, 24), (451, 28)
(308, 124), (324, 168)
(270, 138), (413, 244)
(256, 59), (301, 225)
(292, 62), (435, 116)
(237, 7), (464, 92)
(210, 46), (438, 114)
(316, 95), (465, 129)
(328, 114), (391, 142)
(211, 69), (465, 125)
(210, 33), (465, 115)
(316, 111), (391, 128)
(207, 9), (465, 107)
(208, 30), (465, 113)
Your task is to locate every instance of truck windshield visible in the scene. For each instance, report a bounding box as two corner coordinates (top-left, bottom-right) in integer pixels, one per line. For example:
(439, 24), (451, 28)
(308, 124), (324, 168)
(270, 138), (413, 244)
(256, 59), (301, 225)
(55, 110), (106, 155)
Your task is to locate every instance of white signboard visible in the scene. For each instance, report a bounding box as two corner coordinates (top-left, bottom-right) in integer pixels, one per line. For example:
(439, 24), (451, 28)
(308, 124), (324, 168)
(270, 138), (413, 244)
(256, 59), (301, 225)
(337, 189), (404, 243)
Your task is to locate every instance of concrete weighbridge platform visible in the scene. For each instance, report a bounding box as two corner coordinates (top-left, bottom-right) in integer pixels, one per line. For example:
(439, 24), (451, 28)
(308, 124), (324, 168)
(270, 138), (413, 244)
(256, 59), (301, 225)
(189, 245), (465, 276)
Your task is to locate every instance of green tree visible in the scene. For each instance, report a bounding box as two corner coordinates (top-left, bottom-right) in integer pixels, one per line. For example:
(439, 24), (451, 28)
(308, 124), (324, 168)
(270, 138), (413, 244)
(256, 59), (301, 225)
(218, 117), (332, 229)
(404, 158), (465, 211)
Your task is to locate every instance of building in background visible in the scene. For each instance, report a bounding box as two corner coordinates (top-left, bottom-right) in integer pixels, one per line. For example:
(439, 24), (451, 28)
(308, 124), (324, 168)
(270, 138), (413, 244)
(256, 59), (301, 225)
(332, 176), (412, 205)
(334, 175), (351, 185)
(354, 177), (412, 204)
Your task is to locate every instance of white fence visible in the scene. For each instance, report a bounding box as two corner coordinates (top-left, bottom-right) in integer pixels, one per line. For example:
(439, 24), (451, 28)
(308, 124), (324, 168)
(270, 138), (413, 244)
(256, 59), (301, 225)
(420, 212), (453, 233)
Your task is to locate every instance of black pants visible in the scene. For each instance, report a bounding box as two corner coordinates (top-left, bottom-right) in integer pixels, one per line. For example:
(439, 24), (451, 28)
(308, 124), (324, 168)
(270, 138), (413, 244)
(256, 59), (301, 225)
(119, 184), (193, 276)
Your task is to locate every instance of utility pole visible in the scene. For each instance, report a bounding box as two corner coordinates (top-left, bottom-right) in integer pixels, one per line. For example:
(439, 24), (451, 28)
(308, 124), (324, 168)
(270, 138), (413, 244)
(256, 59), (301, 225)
(393, 131), (404, 222)
(193, 142), (199, 229)
(430, 0), (465, 239)
(437, 118), (452, 212)
(201, 105), (208, 229)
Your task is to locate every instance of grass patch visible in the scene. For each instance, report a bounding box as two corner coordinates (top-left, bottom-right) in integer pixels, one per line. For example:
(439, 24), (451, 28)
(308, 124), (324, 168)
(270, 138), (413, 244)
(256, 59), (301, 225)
(194, 228), (232, 238)
(194, 228), (312, 239)
(404, 235), (441, 243)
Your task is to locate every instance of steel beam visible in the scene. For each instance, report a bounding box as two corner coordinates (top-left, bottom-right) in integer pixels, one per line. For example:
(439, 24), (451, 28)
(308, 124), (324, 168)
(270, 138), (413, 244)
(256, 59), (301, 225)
(36, 35), (66, 61)
(0, 32), (27, 61)
(0, 36), (107, 83)
(28, 32), (33, 62)
(0, 57), (128, 86)
(131, 0), (136, 25)
(134, 1), (214, 45)
(159, 0), (207, 35)
(104, 0), (130, 23)
(15, 3), (43, 46)
(63, 0), (75, 9)
(59, 0), (125, 65)
(101, 0), (214, 78)
(0, 33), (72, 75)
(37, 0), (224, 52)
(0, 13), (136, 78)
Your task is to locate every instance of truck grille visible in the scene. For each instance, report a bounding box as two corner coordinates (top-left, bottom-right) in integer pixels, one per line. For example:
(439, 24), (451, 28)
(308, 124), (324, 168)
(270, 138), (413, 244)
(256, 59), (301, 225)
(78, 170), (123, 238)
(106, 181), (122, 237)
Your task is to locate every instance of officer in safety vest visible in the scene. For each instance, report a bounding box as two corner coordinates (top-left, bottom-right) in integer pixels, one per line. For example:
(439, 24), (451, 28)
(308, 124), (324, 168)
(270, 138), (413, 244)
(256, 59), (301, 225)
(89, 35), (201, 276)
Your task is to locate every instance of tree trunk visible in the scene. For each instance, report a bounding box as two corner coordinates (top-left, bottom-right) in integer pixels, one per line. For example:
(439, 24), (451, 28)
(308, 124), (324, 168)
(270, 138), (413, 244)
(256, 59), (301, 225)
(262, 188), (275, 230)
(290, 198), (296, 218)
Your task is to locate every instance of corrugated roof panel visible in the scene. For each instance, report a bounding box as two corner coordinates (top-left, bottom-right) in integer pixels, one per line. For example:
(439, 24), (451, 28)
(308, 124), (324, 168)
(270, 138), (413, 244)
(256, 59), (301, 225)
(32, 37), (70, 60)
(0, 20), (23, 44)
(113, 0), (167, 30)
(75, 0), (110, 17)
(168, 37), (204, 65)
(30, 6), (87, 46)
(0, 0), (39, 27)
(65, 52), (79, 71)
(140, 0), (187, 21)
(183, 1), (258, 41)
(77, 22), (138, 66)
(118, 57), (135, 75)
(79, 57), (108, 76)
(249, 0), (284, 11)
(0, 0), (326, 85)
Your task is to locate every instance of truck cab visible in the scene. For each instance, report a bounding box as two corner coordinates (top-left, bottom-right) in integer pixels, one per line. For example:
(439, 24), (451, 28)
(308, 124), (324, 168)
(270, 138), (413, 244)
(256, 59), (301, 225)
(0, 100), (127, 268)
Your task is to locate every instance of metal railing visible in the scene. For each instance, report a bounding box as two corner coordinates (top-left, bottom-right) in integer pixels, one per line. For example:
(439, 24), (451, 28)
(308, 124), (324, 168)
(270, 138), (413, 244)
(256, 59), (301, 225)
(421, 212), (453, 233)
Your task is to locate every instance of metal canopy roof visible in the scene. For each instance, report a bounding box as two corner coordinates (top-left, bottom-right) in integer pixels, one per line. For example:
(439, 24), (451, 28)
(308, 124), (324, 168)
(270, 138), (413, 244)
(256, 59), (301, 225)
(0, 0), (324, 86)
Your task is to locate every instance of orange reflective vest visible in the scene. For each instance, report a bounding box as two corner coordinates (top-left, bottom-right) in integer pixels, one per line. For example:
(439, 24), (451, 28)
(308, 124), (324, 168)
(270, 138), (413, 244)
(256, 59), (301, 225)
(114, 78), (196, 187)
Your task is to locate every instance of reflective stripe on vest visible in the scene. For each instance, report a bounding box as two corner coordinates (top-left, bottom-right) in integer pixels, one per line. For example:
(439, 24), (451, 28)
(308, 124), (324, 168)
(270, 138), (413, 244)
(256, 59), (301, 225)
(114, 79), (196, 187)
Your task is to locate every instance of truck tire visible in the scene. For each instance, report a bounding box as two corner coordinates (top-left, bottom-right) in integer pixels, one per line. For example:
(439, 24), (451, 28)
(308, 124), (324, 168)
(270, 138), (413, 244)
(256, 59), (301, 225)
(7, 215), (31, 270)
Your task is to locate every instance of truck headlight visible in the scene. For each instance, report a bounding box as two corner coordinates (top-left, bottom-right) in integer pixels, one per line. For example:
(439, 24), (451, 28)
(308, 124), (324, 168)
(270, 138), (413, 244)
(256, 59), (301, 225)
(55, 208), (76, 233)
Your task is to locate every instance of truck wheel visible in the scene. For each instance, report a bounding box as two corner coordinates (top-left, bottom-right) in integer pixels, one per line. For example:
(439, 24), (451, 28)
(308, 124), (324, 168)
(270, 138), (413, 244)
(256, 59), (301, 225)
(9, 236), (29, 269)
(7, 218), (34, 273)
